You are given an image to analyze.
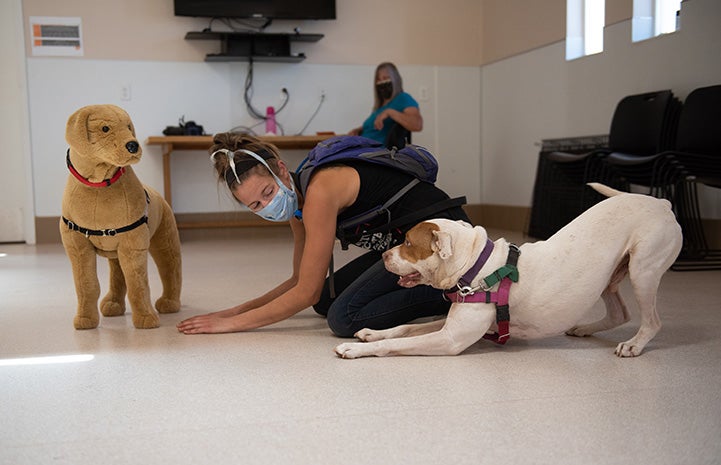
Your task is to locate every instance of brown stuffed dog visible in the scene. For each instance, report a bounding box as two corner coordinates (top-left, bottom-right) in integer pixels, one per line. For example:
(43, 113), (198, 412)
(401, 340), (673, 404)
(60, 104), (182, 329)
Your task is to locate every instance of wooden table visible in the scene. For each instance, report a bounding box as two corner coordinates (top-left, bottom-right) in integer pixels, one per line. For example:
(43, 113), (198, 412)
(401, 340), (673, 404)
(145, 135), (332, 208)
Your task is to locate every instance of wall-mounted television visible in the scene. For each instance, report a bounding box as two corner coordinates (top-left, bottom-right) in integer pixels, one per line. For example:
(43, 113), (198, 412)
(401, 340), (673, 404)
(174, 0), (336, 20)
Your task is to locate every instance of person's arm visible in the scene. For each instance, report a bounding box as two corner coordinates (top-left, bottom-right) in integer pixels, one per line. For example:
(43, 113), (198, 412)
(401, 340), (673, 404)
(374, 106), (423, 132)
(193, 218), (306, 319)
(177, 167), (359, 334)
(348, 126), (363, 136)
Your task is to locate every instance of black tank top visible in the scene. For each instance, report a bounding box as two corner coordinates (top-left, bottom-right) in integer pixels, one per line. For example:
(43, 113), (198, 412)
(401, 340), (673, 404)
(315, 161), (469, 249)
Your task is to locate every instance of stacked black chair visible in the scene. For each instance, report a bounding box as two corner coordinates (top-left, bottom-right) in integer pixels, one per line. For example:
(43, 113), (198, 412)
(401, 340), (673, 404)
(654, 84), (721, 270)
(597, 91), (682, 198)
(527, 135), (608, 239)
(528, 90), (676, 239)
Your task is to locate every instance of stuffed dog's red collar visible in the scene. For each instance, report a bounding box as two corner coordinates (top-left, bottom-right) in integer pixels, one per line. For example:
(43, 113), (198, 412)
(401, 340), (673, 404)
(66, 149), (125, 187)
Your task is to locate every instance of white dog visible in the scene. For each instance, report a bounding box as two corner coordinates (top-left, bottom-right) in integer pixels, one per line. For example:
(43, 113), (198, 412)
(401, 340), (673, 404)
(335, 184), (682, 359)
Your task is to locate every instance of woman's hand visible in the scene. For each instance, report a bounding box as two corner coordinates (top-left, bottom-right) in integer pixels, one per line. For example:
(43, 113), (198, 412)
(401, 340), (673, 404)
(177, 313), (244, 334)
(375, 107), (423, 132)
(374, 110), (390, 130)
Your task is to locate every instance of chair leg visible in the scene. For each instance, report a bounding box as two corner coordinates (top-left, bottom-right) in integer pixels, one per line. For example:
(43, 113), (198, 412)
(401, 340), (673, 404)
(671, 179), (721, 271)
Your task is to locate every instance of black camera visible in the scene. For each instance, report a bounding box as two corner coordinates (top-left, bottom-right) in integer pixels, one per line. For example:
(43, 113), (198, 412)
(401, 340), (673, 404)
(162, 116), (205, 136)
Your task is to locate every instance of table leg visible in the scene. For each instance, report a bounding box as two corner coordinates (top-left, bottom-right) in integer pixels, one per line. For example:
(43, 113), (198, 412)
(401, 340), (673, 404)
(162, 144), (172, 208)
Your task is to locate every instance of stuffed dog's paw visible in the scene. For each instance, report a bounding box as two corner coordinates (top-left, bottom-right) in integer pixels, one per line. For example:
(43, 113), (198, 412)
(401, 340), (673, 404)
(132, 311), (160, 329)
(155, 297), (181, 314)
(74, 313), (99, 330)
(100, 297), (126, 317)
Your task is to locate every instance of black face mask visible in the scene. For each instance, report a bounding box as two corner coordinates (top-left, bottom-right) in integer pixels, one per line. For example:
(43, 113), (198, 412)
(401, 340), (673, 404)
(376, 80), (393, 101)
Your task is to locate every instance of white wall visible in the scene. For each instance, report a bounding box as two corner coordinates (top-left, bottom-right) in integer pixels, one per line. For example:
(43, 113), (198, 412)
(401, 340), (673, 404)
(28, 60), (481, 216)
(481, 0), (721, 217)
(0, 0), (33, 242)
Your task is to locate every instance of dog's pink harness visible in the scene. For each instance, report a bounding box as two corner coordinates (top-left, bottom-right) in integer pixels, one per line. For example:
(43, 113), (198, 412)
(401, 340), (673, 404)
(444, 240), (520, 345)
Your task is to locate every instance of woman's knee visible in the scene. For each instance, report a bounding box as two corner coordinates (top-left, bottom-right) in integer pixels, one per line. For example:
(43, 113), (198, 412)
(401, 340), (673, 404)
(313, 279), (333, 316)
(313, 302), (328, 317)
(326, 306), (358, 338)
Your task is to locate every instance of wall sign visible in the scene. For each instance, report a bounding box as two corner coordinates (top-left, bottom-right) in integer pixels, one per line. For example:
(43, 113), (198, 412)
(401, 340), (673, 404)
(29, 16), (83, 57)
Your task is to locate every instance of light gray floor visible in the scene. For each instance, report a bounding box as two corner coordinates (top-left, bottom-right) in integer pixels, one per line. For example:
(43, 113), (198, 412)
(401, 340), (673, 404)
(1, 227), (720, 465)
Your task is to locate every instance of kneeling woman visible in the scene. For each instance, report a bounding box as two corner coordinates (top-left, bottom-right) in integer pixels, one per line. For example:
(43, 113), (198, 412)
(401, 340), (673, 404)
(177, 133), (469, 336)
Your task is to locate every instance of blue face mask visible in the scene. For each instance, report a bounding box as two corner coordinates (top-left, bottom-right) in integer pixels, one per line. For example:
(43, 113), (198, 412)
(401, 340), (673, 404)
(256, 174), (298, 222)
(210, 148), (299, 222)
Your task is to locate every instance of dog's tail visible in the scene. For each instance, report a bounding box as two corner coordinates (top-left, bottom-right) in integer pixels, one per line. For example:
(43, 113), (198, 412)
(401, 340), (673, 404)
(588, 182), (625, 198)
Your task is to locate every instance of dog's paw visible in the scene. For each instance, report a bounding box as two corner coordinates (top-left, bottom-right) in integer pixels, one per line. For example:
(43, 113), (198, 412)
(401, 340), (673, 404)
(155, 297), (180, 314)
(335, 342), (372, 359)
(615, 342), (643, 357)
(354, 328), (383, 342)
(566, 326), (592, 337)
(74, 314), (99, 330)
(132, 311), (160, 329)
(100, 299), (126, 317)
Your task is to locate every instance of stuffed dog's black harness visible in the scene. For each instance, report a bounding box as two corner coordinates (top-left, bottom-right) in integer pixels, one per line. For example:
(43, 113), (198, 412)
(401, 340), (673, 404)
(444, 242), (520, 345)
(62, 190), (149, 237)
(62, 210), (148, 237)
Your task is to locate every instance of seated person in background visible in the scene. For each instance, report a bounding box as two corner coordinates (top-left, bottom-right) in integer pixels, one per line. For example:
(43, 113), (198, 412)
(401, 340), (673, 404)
(349, 62), (423, 144)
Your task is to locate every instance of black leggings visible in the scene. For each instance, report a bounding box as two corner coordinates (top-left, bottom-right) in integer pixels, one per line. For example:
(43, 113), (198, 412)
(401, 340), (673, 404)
(313, 251), (450, 337)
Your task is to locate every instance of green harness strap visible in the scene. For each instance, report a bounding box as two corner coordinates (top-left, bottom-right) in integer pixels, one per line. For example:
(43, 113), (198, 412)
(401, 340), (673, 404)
(482, 246), (520, 288)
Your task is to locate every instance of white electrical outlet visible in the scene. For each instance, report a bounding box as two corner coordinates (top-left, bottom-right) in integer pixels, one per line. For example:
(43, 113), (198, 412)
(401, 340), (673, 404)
(121, 84), (132, 101)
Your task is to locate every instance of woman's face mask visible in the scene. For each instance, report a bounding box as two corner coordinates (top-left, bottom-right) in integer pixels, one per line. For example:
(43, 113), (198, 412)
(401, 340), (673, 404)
(376, 80), (393, 101)
(210, 148), (299, 222)
(255, 175), (298, 222)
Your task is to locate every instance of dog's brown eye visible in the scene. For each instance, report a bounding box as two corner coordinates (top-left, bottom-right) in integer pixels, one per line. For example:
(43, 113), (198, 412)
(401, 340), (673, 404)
(102, 126), (110, 132)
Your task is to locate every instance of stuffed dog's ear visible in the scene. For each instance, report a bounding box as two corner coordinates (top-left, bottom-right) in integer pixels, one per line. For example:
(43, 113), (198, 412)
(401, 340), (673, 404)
(66, 106), (91, 149)
(432, 230), (453, 260)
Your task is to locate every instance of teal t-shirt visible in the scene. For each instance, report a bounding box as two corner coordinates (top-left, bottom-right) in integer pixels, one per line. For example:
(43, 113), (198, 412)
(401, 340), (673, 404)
(361, 92), (419, 143)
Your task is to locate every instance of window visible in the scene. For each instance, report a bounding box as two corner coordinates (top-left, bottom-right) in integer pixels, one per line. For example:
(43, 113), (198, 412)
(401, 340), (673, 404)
(632, 0), (682, 42)
(566, 0), (605, 60)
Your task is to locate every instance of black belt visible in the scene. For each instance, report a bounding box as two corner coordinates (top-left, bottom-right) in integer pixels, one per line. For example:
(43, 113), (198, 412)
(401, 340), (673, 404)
(62, 215), (148, 237)
(62, 190), (150, 237)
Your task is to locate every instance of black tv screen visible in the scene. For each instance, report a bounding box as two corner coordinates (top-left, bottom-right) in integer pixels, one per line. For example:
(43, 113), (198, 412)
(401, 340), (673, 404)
(174, 0), (336, 20)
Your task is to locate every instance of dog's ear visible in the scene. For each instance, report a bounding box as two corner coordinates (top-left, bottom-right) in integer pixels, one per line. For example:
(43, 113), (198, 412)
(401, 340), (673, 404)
(65, 106), (92, 149)
(432, 230), (453, 260)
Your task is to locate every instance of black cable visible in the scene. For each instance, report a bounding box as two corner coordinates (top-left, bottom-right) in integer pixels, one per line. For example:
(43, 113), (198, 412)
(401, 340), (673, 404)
(295, 93), (326, 135)
(244, 60), (291, 122)
(276, 88), (289, 113)
(244, 59), (266, 120)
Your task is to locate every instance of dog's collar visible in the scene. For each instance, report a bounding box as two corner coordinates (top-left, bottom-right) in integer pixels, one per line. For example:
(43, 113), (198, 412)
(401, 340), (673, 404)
(457, 239), (495, 289)
(66, 149), (125, 187)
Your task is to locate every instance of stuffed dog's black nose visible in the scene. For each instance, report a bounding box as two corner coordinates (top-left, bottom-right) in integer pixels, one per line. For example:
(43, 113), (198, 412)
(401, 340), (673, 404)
(126, 141), (139, 153)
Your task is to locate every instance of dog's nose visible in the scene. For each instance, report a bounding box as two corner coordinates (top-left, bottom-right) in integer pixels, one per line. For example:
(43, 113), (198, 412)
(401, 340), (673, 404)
(126, 141), (139, 153)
